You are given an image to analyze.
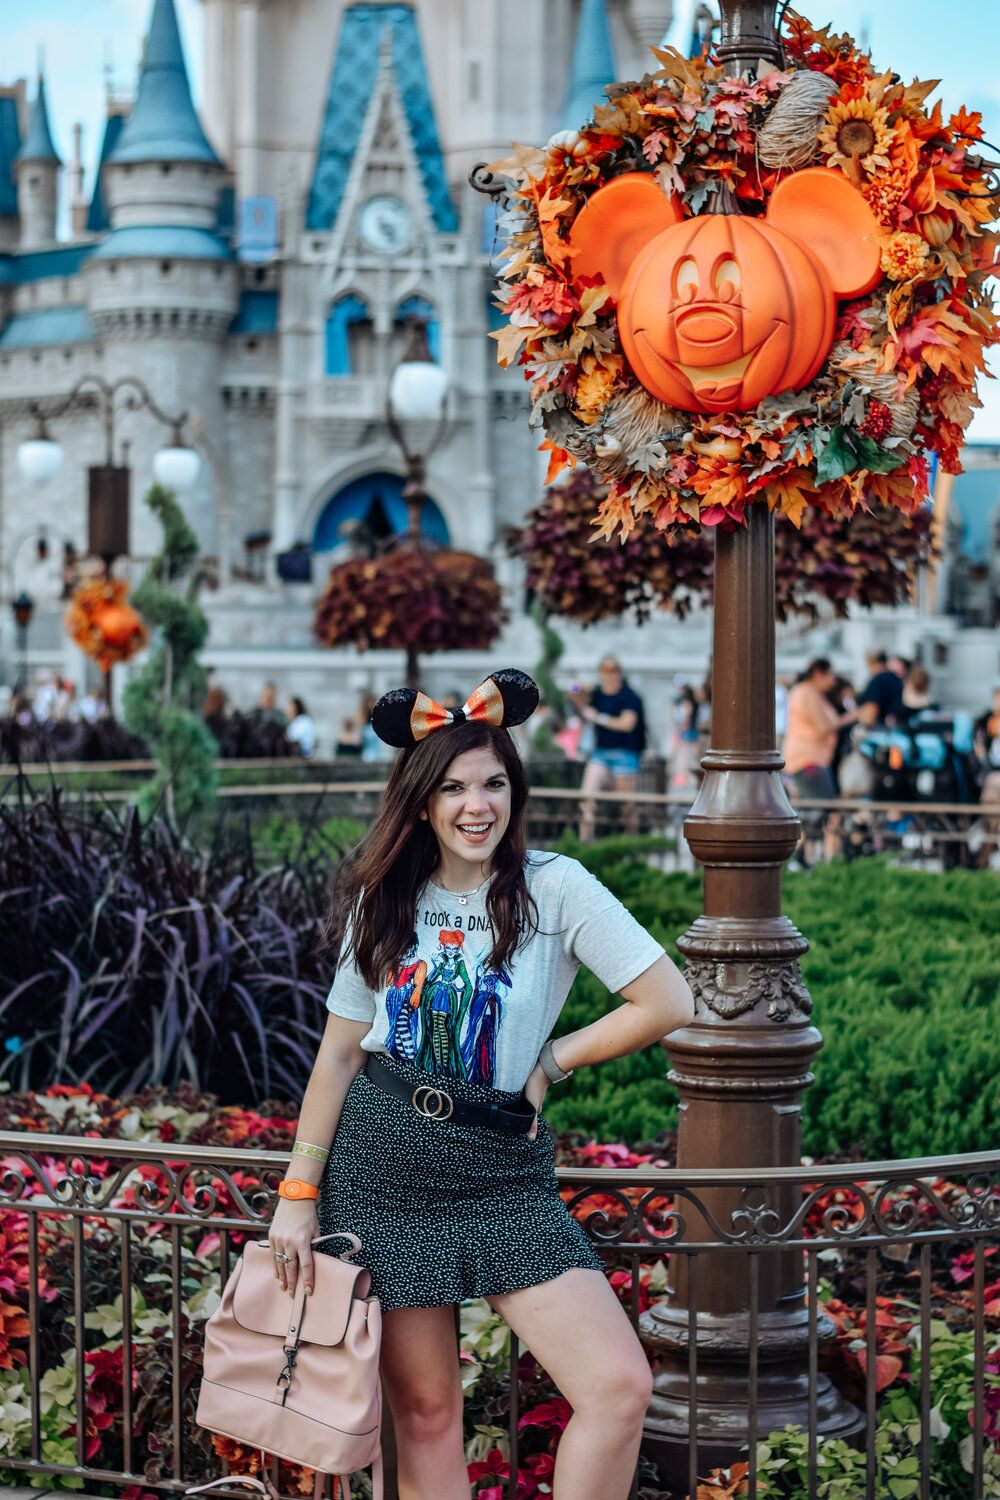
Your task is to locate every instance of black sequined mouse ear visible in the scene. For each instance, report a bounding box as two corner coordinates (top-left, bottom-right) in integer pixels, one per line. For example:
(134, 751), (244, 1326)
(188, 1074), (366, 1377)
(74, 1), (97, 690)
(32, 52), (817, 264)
(475, 668), (540, 728)
(370, 688), (424, 747)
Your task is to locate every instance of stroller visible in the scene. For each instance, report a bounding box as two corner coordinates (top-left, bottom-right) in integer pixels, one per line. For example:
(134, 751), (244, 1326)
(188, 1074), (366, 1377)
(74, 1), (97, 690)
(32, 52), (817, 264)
(849, 710), (980, 867)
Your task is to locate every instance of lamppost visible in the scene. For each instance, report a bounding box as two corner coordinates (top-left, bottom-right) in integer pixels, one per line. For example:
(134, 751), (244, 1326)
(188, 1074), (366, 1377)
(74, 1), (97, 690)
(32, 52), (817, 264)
(384, 316), (449, 686)
(635, 0), (862, 1480)
(385, 317), (448, 539)
(10, 592), (34, 694)
(16, 374), (201, 568)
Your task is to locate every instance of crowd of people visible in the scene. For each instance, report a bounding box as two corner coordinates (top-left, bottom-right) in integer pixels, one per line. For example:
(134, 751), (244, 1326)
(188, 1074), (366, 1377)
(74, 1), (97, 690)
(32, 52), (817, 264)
(4, 659), (999, 819)
(1, 670), (108, 727)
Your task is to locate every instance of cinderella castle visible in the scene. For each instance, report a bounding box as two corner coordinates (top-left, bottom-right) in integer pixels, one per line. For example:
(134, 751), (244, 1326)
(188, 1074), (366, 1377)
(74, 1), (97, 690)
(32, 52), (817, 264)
(1, 0), (997, 744)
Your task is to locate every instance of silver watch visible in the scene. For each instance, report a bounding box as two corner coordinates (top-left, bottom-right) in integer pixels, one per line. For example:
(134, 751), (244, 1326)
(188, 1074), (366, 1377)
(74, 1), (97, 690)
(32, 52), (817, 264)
(538, 1038), (573, 1084)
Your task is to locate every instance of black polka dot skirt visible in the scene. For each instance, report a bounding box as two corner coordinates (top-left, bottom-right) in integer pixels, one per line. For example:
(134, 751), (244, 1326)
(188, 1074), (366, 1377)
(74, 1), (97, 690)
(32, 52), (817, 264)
(315, 1053), (602, 1311)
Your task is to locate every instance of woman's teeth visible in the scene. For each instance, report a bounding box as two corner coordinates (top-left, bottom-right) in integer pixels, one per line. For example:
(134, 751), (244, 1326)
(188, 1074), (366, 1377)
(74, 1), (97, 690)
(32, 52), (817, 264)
(458, 823), (491, 835)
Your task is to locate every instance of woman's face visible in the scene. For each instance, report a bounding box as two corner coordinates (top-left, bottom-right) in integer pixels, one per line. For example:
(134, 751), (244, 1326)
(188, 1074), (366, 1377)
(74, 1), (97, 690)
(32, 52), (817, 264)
(423, 745), (512, 877)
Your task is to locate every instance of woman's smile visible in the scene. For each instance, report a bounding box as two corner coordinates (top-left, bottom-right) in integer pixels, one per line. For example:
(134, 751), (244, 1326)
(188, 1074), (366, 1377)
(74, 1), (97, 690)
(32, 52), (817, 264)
(424, 746), (512, 885)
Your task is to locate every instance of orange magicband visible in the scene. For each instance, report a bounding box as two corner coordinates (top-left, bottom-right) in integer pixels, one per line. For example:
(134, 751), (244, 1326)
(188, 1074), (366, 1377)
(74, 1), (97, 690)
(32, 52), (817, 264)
(277, 1179), (319, 1201)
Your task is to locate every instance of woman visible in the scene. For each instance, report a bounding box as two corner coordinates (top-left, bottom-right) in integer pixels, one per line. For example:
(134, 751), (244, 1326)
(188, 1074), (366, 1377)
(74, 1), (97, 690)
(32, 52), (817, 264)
(267, 668), (694, 1500)
(286, 695), (316, 758)
(783, 658), (856, 863)
(572, 657), (645, 839)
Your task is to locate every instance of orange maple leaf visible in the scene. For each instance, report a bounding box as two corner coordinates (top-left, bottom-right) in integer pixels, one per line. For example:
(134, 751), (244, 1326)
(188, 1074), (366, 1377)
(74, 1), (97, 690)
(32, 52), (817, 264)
(539, 439), (575, 485)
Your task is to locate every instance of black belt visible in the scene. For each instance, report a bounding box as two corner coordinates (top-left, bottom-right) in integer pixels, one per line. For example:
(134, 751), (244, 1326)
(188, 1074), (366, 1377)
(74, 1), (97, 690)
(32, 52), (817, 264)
(364, 1054), (535, 1136)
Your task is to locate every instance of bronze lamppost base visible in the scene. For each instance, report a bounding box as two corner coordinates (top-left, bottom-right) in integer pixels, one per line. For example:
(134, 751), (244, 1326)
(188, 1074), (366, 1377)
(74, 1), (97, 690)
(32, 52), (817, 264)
(641, 1307), (864, 1488)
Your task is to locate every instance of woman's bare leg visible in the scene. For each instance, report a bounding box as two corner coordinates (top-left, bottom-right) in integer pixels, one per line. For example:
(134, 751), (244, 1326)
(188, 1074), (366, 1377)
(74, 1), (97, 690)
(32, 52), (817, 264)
(490, 1269), (653, 1500)
(580, 760), (610, 841)
(379, 1305), (469, 1500)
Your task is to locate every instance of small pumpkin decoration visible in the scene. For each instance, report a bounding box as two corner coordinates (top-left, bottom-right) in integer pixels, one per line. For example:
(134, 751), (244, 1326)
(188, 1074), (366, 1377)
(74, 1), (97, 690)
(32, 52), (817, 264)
(568, 167), (881, 415)
(93, 602), (145, 648)
(64, 578), (149, 674)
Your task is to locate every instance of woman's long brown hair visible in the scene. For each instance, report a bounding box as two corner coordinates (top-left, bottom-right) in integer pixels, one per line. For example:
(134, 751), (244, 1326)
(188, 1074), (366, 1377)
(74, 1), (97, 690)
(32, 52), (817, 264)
(327, 721), (537, 990)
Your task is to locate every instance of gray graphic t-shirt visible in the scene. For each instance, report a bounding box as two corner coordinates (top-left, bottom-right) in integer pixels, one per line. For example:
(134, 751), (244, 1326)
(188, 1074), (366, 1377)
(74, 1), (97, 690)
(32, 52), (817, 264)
(325, 851), (665, 1093)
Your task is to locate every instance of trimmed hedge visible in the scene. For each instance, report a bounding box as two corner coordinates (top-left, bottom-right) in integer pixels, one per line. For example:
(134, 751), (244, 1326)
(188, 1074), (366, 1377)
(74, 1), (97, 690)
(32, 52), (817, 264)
(544, 839), (1000, 1160)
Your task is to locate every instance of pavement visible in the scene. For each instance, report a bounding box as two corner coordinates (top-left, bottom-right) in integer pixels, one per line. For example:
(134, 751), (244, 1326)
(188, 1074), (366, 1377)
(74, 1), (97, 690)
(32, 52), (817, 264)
(5, 1492), (109, 1499)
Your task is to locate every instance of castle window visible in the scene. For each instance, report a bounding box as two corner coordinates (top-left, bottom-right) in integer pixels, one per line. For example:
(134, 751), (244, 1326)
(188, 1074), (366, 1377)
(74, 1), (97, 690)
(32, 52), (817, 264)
(394, 295), (440, 362)
(161, 163), (173, 175)
(325, 293), (373, 377)
(160, 261), (173, 276)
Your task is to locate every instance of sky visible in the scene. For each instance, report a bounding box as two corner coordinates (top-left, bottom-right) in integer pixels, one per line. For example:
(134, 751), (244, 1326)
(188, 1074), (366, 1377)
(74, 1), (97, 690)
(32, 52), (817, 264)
(1, 0), (998, 434)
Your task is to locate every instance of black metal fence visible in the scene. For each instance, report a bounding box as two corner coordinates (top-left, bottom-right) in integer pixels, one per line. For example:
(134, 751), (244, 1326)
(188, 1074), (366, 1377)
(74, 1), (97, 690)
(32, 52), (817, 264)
(2, 1131), (997, 1499)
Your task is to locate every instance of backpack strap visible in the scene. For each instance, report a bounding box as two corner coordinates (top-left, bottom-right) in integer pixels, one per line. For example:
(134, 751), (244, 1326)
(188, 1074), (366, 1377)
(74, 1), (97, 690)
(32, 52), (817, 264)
(185, 1477), (278, 1500)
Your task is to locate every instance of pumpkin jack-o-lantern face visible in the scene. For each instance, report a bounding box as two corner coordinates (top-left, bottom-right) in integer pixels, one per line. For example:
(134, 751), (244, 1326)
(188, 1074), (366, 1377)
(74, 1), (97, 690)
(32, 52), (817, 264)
(568, 167), (881, 415)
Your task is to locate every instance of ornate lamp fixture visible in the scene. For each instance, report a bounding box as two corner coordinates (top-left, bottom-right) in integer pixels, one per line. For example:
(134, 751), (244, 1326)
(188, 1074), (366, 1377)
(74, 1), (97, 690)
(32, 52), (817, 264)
(385, 317), (448, 534)
(16, 375), (200, 566)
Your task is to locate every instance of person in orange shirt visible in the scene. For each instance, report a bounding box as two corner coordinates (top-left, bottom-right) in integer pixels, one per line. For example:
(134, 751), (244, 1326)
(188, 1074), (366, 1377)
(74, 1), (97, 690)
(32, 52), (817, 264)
(782, 659), (857, 863)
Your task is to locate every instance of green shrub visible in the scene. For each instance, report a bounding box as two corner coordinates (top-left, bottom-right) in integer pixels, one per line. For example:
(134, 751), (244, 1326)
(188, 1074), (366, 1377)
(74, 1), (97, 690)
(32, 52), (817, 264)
(544, 841), (1000, 1159)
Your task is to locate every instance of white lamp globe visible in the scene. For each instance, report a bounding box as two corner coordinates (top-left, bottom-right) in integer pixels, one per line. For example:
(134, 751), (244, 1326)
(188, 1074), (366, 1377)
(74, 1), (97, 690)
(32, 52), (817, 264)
(152, 443), (200, 492)
(17, 438), (63, 485)
(389, 359), (448, 423)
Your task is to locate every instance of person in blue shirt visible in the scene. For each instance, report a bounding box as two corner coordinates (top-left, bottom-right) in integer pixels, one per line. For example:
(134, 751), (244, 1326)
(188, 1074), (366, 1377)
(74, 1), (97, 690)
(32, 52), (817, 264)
(573, 658), (645, 840)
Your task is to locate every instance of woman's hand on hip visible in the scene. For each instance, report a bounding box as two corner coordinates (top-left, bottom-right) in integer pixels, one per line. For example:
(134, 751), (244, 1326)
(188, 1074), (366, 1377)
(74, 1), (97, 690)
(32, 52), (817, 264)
(269, 1199), (320, 1295)
(523, 1062), (550, 1141)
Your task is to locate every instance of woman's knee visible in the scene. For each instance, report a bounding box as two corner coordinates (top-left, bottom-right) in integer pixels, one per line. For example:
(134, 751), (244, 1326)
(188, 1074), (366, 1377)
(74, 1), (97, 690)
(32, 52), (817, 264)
(571, 1353), (653, 1429)
(387, 1378), (463, 1445)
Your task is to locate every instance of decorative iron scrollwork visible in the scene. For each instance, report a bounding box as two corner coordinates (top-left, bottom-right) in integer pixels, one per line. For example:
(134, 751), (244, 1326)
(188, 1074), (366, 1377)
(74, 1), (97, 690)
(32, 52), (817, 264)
(468, 162), (508, 201)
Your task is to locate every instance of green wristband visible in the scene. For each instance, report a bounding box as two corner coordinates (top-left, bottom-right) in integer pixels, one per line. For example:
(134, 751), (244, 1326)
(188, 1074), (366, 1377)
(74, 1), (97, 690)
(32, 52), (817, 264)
(291, 1139), (330, 1162)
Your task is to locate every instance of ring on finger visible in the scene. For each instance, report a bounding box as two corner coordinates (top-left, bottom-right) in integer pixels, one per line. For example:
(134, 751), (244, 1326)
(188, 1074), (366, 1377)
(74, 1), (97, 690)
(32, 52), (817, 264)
(272, 1250), (290, 1262)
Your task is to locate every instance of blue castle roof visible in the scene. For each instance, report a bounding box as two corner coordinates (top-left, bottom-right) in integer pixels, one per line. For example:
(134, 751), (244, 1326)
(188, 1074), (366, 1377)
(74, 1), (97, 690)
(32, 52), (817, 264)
(86, 112), (127, 233)
(558, 0), (616, 132)
(0, 304), (97, 349)
(109, 0), (220, 166)
(306, 3), (458, 234)
(90, 225), (231, 261)
(0, 95), (21, 215)
(15, 76), (61, 165)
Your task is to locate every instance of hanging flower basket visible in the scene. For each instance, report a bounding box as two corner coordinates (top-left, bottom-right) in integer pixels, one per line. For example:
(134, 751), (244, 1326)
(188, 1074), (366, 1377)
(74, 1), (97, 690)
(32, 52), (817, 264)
(509, 468), (933, 624)
(313, 542), (506, 655)
(64, 579), (148, 673)
(488, 10), (999, 540)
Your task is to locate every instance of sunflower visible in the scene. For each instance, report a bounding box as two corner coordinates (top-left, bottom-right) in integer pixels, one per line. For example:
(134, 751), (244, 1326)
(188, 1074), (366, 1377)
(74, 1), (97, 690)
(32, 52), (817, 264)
(818, 94), (894, 176)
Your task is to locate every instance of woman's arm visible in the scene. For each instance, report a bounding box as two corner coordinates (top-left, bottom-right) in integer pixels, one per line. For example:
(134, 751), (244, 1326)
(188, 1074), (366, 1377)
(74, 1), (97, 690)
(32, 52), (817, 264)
(269, 1012), (371, 1295)
(583, 705), (638, 733)
(523, 955), (694, 1131)
(551, 954), (694, 1070)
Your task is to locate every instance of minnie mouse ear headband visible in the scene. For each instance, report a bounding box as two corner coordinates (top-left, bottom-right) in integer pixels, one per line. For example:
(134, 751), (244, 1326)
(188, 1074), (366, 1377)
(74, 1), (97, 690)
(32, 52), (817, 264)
(371, 669), (539, 748)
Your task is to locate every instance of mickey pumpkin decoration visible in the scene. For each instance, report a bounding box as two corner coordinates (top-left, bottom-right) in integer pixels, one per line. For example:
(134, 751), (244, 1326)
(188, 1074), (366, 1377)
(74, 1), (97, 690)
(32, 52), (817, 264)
(568, 168), (881, 415)
(486, 15), (1000, 538)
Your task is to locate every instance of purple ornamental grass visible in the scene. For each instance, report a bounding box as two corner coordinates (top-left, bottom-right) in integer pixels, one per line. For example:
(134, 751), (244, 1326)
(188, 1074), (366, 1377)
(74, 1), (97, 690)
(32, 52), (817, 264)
(0, 788), (346, 1104)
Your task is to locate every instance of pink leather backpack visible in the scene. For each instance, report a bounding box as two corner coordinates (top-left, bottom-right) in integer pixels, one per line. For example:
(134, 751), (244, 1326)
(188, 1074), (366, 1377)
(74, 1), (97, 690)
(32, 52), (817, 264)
(195, 1233), (383, 1500)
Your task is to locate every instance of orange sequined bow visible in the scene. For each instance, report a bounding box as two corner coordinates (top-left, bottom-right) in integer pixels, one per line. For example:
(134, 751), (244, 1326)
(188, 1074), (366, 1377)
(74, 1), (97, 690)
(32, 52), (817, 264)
(409, 677), (506, 742)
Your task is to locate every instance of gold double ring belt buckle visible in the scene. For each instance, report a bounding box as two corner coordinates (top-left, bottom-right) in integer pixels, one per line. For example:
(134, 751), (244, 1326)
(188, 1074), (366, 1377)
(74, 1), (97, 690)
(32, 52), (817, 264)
(412, 1084), (455, 1121)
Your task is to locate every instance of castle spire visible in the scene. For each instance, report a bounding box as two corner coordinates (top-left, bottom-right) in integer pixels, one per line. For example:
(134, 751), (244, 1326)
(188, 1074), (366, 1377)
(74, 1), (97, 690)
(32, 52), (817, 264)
(558, 0), (617, 132)
(109, 0), (219, 165)
(15, 74), (61, 165)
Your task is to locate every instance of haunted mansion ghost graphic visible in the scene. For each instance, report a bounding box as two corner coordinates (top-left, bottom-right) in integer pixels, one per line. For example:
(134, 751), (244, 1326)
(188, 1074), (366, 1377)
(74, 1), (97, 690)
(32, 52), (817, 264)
(384, 928), (511, 1085)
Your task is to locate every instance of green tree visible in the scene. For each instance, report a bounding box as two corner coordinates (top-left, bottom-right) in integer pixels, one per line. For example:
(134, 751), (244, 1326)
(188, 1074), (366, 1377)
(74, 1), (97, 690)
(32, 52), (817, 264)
(121, 484), (218, 822)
